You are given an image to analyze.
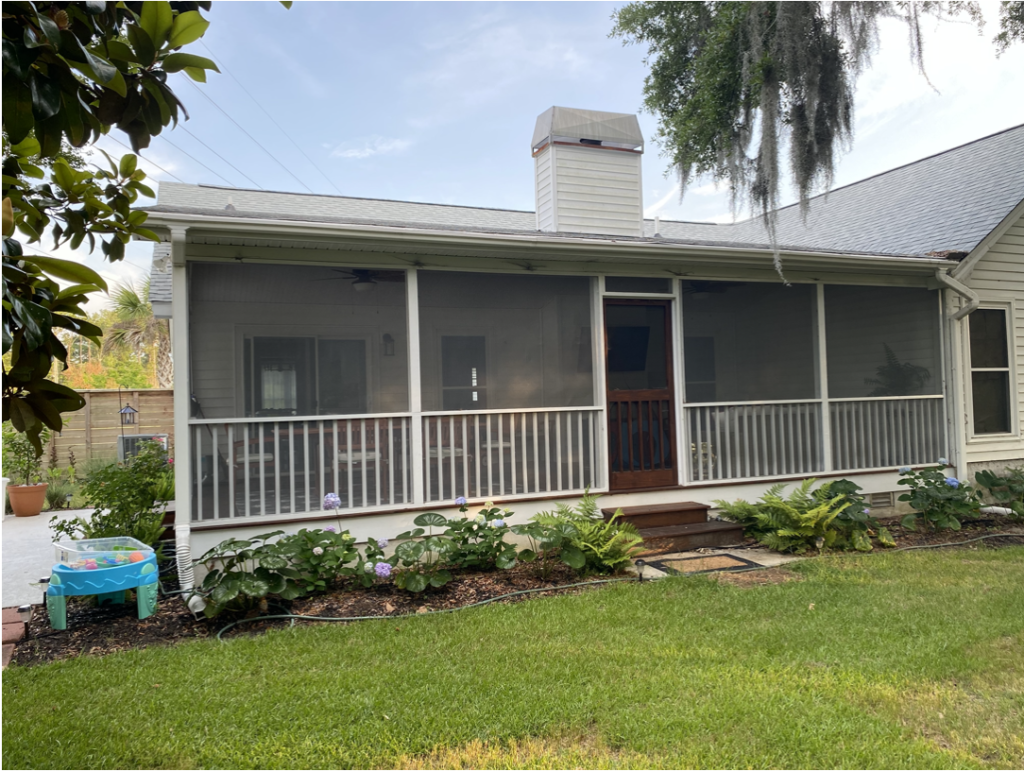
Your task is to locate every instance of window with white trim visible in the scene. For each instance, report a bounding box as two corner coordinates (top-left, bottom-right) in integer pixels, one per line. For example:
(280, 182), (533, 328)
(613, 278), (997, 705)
(969, 307), (1013, 435)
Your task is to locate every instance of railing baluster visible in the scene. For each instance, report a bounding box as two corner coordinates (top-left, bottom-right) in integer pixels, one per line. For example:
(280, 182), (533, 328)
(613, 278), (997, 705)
(401, 417), (408, 504)
(474, 415), (481, 499)
(212, 424), (219, 520)
(243, 423), (251, 518)
(388, 418), (395, 507)
(510, 413), (518, 494)
(576, 411), (585, 488)
(543, 413), (551, 492)
(555, 412), (563, 490)
(486, 415), (494, 497)
(461, 416), (469, 500)
(332, 421), (339, 503)
(303, 422), (310, 512)
(272, 423), (279, 516)
(228, 425), (235, 518)
(533, 412), (541, 493)
(375, 419), (382, 507)
(319, 421), (326, 506)
(194, 425), (203, 521)
(346, 420), (353, 509)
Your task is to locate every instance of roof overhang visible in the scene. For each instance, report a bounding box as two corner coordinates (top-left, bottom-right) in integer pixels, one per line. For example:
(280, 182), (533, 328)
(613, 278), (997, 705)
(142, 210), (957, 281)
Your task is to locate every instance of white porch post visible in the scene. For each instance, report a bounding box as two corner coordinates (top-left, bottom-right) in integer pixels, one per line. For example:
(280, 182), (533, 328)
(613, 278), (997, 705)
(406, 268), (425, 505)
(816, 283), (834, 472)
(672, 278), (688, 485)
(170, 226), (191, 526)
(591, 276), (608, 490)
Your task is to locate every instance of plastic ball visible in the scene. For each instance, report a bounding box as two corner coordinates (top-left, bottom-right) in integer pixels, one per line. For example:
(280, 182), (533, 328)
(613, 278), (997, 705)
(129, 551), (145, 563)
(85, 562), (98, 570)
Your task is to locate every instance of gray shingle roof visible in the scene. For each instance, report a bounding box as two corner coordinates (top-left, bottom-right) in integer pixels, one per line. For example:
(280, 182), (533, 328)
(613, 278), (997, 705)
(147, 124), (1024, 280)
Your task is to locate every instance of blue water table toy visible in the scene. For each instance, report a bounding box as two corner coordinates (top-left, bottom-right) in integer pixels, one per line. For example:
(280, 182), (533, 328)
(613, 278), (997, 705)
(47, 537), (159, 630)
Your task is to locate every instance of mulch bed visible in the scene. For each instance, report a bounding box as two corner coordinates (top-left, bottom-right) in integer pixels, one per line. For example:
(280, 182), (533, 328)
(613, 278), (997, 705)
(12, 518), (1023, 668)
(11, 562), (616, 668)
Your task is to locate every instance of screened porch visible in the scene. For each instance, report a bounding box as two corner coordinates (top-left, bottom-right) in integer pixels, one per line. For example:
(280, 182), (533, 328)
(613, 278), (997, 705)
(184, 265), (946, 523)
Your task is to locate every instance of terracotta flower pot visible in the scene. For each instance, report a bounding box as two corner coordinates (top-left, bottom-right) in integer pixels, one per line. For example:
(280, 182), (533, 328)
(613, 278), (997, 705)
(8, 483), (48, 517)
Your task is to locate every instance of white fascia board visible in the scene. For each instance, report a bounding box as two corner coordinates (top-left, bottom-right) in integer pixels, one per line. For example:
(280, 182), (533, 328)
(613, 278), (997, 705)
(951, 196), (1024, 283)
(141, 211), (955, 274)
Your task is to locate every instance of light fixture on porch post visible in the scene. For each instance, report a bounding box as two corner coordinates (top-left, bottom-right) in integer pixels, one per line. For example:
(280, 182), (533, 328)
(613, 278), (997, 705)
(383, 333), (395, 356)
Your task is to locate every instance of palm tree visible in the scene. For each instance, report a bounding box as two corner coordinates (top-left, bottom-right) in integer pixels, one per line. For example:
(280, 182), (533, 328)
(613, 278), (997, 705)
(103, 280), (173, 388)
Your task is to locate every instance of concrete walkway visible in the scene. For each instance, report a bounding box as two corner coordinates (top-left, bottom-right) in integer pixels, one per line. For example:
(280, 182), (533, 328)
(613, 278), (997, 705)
(626, 547), (804, 579)
(1, 508), (93, 607)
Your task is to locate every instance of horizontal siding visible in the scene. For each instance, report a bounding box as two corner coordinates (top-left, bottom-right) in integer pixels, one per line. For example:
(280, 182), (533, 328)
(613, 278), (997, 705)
(964, 212), (1024, 462)
(552, 145), (641, 236)
(535, 151), (554, 231)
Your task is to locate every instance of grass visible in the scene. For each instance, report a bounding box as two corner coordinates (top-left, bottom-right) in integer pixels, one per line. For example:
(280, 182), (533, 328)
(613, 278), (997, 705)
(3, 547), (1023, 769)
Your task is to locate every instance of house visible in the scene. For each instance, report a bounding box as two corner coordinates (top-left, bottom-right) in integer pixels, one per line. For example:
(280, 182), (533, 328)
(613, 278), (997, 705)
(144, 107), (1024, 571)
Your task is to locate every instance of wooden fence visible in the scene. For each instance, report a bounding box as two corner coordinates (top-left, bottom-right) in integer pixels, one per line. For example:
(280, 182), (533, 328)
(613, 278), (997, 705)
(48, 389), (174, 467)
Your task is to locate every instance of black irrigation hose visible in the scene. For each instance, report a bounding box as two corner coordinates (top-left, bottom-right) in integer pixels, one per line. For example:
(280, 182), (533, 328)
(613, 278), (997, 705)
(215, 578), (633, 641)
(213, 531), (1024, 642)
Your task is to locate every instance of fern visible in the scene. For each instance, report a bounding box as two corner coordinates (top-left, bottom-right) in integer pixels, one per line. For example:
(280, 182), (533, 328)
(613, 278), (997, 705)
(534, 492), (643, 574)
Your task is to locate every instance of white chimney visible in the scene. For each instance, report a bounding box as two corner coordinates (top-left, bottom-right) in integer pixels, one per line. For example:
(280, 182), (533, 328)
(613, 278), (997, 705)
(532, 107), (644, 237)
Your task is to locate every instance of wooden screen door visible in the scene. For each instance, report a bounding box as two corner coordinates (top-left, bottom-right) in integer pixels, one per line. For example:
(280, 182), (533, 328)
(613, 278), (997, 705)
(605, 299), (677, 490)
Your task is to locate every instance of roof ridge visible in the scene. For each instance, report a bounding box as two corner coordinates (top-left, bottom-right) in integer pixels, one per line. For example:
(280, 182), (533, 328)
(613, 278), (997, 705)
(185, 183), (535, 216)
(730, 122), (1024, 224)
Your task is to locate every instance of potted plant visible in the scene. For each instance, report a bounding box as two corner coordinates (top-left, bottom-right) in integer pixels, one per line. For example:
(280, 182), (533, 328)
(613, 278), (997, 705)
(3, 426), (49, 517)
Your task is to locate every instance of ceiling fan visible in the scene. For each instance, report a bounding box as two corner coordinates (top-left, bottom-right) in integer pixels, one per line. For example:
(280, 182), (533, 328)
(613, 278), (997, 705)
(317, 268), (405, 292)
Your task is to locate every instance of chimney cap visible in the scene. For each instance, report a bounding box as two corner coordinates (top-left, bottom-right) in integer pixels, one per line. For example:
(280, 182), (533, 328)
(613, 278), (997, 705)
(532, 107), (643, 152)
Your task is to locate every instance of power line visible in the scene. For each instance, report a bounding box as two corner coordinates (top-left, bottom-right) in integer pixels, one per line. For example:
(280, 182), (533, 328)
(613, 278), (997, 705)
(159, 133), (236, 186)
(178, 125), (264, 189)
(182, 76), (316, 193)
(105, 136), (186, 183)
(200, 40), (345, 196)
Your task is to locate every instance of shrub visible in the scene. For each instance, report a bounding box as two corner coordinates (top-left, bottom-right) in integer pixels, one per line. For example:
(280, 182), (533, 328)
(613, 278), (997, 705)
(898, 462), (980, 531)
(3, 424), (48, 485)
(510, 520), (583, 578)
(444, 500), (518, 572)
(392, 512), (456, 592)
(974, 467), (1024, 522)
(533, 492), (642, 574)
(50, 441), (170, 547)
(818, 479), (895, 551)
(715, 479), (852, 553)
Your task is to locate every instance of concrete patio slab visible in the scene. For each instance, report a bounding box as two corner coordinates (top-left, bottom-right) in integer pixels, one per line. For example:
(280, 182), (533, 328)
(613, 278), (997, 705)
(2, 508), (93, 608)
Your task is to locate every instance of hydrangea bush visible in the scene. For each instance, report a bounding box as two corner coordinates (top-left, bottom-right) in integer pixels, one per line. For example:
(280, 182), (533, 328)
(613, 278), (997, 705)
(898, 461), (981, 531)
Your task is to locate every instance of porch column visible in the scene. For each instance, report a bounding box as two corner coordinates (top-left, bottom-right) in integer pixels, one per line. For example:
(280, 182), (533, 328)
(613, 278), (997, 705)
(591, 276), (609, 489)
(816, 284), (834, 472)
(406, 268), (425, 505)
(169, 226), (191, 526)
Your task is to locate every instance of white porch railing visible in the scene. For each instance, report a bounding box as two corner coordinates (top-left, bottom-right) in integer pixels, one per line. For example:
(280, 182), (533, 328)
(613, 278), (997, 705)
(830, 396), (945, 470)
(685, 400), (823, 482)
(190, 414), (413, 521)
(422, 407), (602, 502)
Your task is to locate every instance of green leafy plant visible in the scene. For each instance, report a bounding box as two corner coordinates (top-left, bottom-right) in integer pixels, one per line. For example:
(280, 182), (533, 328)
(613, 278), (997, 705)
(271, 528), (361, 596)
(533, 492), (642, 574)
(2, 422), (48, 485)
(818, 479), (896, 551)
(898, 462), (981, 531)
(392, 512), (456, 592)
(49, 440), (170, 546)
(715, 479), (852, 554)
(43, 466), (74, 511)
(444, 500), (518, 572)
(193, 531), (289, 618)
(510, 520), (583, 579)
(975, 467), (1024, 522)
(865, 344), (931, 396)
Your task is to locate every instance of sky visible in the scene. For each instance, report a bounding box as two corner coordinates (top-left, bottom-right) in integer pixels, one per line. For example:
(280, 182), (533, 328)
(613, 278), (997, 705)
(44, 0), (1024, 307)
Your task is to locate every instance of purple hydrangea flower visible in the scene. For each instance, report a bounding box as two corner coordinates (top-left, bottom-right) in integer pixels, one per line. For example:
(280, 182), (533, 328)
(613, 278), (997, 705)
(937, 457), (949, 465)
(945, 477), (960, 488)
(374, 562), (392, 578)
(323, 492), (341, 511)
(492, 519), (506, 528)
(376, 538), (388, 549)
(312, 546), (324, 556)
(324, 526), (336, 533)
(899, 466), (911, 475)
(454, 496), (467, 506)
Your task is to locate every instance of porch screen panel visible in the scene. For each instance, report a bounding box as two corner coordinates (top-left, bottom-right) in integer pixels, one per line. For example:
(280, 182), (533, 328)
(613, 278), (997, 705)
(680, 281), (817, 402)
(825, 286), (941, 398)
(189, 262), (409, 419)
(418, 272), (595, 410)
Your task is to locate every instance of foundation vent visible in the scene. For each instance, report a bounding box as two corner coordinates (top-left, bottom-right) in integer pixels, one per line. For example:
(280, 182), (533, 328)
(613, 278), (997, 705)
(868, 491), (895, 509)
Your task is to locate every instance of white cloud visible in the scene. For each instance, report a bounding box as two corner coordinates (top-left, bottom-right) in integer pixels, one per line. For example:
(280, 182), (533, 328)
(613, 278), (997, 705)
(330, 136), (413, 160)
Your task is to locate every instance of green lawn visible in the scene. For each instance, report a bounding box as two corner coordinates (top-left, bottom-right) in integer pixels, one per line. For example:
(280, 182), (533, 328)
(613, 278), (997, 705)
(3, 548), (1023, 769)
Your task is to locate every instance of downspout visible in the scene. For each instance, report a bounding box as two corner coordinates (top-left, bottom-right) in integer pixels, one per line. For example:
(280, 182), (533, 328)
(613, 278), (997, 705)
(934, 269), (979, 321)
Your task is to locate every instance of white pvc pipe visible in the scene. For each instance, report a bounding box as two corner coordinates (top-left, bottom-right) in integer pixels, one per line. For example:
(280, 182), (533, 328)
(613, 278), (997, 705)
(175, 525), (206, 614)
(980, 506), (1016, 517)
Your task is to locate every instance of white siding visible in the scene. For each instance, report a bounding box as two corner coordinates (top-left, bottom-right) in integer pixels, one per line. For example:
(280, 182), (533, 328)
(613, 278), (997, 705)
(549, 145), (642, 237)
(963, 212), (1024, 464)
(535, 149), (554, 232)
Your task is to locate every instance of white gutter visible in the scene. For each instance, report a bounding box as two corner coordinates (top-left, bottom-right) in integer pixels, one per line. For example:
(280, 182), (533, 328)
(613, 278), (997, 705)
(141, 211), (955, 272)
(934, 269), (980, 321)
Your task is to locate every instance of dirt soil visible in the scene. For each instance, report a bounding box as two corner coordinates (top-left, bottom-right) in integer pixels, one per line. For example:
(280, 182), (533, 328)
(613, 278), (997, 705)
(11, 562), (613, 668)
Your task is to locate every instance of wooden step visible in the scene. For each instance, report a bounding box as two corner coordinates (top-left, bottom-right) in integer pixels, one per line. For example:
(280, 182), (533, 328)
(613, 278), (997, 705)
(635, 521), (745, 556)
(602, 501), (710, 529)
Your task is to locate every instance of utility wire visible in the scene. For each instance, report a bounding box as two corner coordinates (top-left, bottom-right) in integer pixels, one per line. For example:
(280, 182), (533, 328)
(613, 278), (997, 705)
(200, 40), (345, 196)
(105, 136), (186, 183)
(159, 133), (236, 187)
(182, 76), (316, 193)
(177, 125), (264, 189)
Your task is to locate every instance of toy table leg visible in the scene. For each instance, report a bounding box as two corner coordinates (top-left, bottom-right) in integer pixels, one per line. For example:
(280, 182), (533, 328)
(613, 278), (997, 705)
(47, 594), (67, 631)
(137, 583), (158, 619)
(97, 590), (127, 606)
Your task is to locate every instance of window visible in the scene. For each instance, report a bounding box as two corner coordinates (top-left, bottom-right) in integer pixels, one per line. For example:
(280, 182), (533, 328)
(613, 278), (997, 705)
(969, 308), (1012, 435)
